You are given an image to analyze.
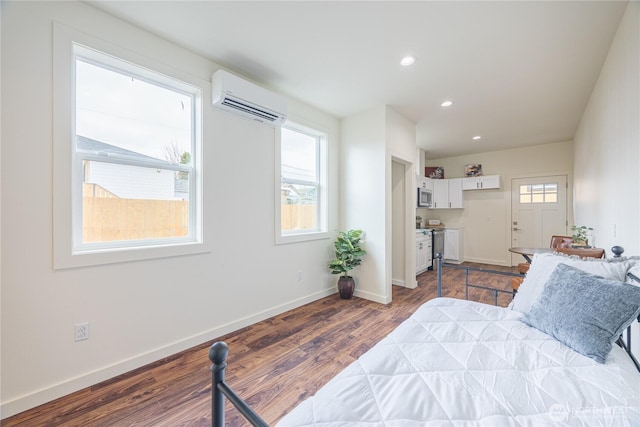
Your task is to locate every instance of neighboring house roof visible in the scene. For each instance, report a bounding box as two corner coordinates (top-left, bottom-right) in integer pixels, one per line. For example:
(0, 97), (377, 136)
(78, 135), (188, 201)
(76, 135), (167, 164)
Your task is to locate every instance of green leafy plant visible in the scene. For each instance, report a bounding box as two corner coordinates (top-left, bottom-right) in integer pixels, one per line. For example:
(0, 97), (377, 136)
(328, 229), (367, 277)
(571, 225), (593, 245)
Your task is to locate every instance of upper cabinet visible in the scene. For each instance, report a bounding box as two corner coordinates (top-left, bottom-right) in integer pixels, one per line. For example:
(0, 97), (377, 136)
(462, 175), (501, 190)
(432, 178), (463, 209)
(419, 177), (433, 191)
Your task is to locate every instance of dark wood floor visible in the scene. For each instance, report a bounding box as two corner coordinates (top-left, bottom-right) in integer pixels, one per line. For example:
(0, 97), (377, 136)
(2, 262), (517, 427)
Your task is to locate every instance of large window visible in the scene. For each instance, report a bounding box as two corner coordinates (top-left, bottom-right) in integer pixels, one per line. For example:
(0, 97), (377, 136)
(74, 47), (198, 250)
(276, 123), (328, 243)
(53, 24), (206, 268)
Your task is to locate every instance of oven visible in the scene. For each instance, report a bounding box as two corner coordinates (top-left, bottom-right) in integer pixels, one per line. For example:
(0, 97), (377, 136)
(430, 229), (445, 270)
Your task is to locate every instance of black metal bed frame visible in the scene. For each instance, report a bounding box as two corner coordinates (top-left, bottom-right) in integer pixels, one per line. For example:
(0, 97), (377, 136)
(209, 247), (640, 426)
(434, 253), (521, 304)
(209, 342), (268, 427)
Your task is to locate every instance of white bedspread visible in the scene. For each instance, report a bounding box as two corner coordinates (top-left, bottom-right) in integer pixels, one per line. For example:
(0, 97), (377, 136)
(277, 298), (640, 426)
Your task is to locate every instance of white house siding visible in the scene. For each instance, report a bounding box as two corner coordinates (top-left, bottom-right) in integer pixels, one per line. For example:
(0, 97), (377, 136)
(87, 161), (179, 200)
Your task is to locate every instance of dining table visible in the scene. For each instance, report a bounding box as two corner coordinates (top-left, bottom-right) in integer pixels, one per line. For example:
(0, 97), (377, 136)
(508, 247), (554, 263)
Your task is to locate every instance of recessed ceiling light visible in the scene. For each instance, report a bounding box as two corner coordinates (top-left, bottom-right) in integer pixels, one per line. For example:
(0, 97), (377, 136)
(472, 136), (482, 140)
(440, 100), (453, 107)
(400, 56), (415, 66)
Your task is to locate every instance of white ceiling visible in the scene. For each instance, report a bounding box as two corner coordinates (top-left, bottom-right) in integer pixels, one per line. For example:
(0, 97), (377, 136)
(87, 1), (628, 159)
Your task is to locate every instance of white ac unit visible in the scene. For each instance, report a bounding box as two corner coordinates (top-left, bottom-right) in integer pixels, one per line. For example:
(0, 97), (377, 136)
(211, 69), (287, 125)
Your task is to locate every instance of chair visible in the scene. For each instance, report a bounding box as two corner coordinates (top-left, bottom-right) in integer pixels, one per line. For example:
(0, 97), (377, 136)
(550, 235), (605, 258)
(555, 247), (605, 259)
(550, 235), (574, 249)
(512, 235), (604, 295)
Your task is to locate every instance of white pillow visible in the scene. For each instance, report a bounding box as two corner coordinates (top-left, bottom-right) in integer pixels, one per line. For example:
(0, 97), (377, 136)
(510, 252), (640, 314)
(627, 262), (640, 287)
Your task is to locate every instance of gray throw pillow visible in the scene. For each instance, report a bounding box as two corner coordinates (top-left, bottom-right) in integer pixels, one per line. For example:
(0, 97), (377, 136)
(522, 263), (640, 363)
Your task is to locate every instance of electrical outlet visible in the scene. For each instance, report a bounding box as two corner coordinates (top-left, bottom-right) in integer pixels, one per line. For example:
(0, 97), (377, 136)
(297, 271), (303, 282)
(75, 322), (90, 342)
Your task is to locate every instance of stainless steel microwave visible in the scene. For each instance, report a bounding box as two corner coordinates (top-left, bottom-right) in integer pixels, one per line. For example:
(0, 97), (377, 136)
(417, 188), (432, 208)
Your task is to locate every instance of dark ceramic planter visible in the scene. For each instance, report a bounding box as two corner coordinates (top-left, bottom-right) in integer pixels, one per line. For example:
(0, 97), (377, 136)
(338, 276), (355, 299)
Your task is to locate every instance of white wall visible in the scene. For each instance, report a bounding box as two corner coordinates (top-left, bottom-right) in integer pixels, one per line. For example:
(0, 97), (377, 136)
(0, 1), (339, 417)
(341, 105), (416, 302)
(386, 107), (417, 289)
(422, 140), (574, 265)
(341, 106), (388, 302)
(574, 0), (639, 256)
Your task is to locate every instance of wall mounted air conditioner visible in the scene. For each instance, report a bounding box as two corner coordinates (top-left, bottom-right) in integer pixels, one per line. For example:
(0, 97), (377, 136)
(211, 69), (287, 126)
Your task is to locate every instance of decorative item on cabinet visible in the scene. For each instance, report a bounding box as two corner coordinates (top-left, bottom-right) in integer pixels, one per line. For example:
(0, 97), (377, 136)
(464, 164), (483, 177)
(425, 166), (444, 179)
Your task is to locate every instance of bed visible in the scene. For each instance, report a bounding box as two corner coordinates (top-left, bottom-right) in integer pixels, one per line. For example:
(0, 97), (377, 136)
(209, 248), (640, 426)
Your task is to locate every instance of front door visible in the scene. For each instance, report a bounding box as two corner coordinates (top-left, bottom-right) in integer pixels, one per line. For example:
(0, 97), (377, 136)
(511, 175), (568, 265)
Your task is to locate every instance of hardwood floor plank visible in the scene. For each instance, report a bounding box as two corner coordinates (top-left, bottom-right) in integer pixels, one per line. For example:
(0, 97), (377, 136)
(2, 263), (516, 426)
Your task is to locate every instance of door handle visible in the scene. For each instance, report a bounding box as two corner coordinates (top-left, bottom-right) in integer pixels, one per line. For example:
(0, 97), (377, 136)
(513, 227), (522, 231)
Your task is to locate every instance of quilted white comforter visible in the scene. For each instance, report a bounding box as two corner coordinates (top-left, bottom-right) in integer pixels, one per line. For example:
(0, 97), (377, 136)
(278, 298), (640, 426)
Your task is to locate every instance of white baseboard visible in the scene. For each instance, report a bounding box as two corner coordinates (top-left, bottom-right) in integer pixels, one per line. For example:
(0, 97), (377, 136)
(0, 287), (336, 419)
(392, 278), (417, 289)
(354, 288), (392, 304)
(391, 278), (405, 287)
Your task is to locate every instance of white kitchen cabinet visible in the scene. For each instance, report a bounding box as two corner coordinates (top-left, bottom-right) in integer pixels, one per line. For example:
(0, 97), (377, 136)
(444, 228), (464, 264)
(418, 176), (433, 191)
(416, 231), (432, 274)
(462, 175), (501, 190)
(448, 178), (463, 208)
(432, 178), (463, 209)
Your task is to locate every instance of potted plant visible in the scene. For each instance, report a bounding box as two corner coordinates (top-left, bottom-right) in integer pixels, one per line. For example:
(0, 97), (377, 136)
(571, 225), (593, 247)
(328, 229), (367, 299)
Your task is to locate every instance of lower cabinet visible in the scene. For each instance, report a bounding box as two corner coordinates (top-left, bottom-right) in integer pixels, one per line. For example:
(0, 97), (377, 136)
(444, 228), (464, 264)
(416, 232), (432, 274)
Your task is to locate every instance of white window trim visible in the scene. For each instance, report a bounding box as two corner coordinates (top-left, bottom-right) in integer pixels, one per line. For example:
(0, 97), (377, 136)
(275, 121), (329, 244)
(53, 23), (210, 269)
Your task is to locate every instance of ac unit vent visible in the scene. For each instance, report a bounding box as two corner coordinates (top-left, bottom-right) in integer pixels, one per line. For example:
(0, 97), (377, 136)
(221, 97), (280, 122)
(212, 70), (287, 126)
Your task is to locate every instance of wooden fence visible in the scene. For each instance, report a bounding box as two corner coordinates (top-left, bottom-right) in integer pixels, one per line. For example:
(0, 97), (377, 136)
(281, 204), (316, 231)
(82, 182), (316, 241)
(83, 197), (188, 242)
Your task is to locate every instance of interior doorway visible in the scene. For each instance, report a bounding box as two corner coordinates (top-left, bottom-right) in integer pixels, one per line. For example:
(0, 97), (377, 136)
(392, 161), (406, 287)
(511, 175), (568, 265)
(391, 159), (416, 289)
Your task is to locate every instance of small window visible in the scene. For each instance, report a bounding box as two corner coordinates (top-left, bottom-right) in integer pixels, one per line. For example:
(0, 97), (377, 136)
(276, 123), (328, 243)
(519, 183), (558, 204)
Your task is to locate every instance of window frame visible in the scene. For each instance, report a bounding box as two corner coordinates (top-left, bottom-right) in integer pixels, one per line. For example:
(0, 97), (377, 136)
(275, 121), (328, 244)
(53, 23), (209, 269)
